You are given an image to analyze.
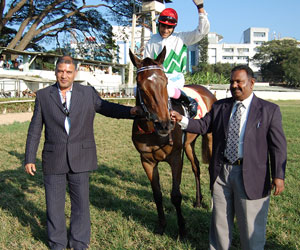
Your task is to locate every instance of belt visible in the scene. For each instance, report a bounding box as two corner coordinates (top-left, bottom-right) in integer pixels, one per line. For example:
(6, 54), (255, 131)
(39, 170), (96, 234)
(224, 158), (243, 165)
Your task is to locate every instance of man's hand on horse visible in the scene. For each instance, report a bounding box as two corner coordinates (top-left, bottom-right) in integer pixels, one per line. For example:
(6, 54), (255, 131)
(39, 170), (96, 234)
(25, 163), (36, 176)
(130, 106), (144, 117)
(171, 110), (183, 123)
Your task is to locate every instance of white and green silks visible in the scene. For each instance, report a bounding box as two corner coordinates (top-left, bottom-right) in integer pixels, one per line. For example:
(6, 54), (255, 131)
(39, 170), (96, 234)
(143, 11), (210, 91)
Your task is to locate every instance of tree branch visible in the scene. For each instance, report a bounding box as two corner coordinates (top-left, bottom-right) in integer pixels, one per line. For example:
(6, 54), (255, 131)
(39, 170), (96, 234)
(0, 0), (27, 31)
(32, 27), (67, 44)
(35, 3), (112, 35)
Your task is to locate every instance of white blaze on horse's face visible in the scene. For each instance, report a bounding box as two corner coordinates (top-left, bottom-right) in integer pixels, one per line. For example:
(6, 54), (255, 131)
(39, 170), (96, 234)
(147, 73), (157, 82)
(147, 72), (167, 85)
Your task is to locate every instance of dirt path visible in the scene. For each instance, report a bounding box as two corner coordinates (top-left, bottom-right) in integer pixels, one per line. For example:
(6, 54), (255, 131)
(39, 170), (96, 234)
(0, 112), (33, 125)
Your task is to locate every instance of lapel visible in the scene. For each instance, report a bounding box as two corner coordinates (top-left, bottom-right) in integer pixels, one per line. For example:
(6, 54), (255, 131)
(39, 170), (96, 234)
(50, 83), (65, 114)
(222, 98), (235, 134)
(69, 83), (83, 114)
(244, 95), (262, 139)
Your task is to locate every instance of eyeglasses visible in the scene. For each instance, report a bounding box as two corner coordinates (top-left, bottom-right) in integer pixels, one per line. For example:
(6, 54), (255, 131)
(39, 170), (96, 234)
(158, 16), (177, 25)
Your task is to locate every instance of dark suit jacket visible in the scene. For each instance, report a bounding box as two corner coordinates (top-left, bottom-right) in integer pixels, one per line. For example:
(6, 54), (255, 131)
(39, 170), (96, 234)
(25, 83), (132, 174)
(186, 94), (287, 200)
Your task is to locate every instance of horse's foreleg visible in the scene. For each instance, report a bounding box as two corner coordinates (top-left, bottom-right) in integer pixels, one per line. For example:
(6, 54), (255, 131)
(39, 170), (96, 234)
(141, 158), (166, 235)
(185, 133), (203, 208)
(168, 154), (186, 238)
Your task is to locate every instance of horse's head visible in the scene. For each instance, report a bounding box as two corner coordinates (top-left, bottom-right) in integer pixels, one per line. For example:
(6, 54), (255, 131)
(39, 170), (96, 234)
(129, 47), (174, 137)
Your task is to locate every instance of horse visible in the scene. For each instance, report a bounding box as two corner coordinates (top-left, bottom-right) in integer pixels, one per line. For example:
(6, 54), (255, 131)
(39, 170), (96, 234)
(129, 47), (217, 237)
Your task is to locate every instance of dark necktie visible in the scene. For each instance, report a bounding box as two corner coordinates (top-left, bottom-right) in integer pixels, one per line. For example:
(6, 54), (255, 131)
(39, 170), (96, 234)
(62, 101), (69, 116)
(225, 102), (243, 164)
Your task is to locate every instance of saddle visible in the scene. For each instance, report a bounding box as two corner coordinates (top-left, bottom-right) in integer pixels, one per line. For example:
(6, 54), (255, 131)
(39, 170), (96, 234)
(181, 86), (208, 119)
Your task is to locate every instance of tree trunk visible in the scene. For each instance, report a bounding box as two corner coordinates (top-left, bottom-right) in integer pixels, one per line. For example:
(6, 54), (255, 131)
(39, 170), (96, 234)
(13, 23), (39, 51)
(6, 18), (31, 49)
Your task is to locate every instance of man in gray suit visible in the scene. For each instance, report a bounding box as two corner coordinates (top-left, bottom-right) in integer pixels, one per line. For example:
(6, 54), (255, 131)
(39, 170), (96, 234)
(171, 65), (287, 250)
(25, 56), (140, 250)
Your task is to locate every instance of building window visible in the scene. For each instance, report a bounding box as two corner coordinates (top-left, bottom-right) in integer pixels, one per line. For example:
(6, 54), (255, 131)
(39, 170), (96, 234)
(237, 48), (249, 53)
(237, 56), (249, 60)
(223, 56), (233, 60)
(254, 41), (264, 45)
(223, 48), (234, 52)
(190, 51), (196, 66)
(254, 32), (266, 37)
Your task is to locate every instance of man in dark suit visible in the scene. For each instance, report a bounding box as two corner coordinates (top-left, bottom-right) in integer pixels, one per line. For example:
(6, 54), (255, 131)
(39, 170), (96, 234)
(171, 65), (287, 249)
(25, 56), (140, 250)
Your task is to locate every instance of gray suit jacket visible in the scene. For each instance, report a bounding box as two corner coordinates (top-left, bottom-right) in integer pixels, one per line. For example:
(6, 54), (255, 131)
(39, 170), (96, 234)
(25, 83), (132, 174)
(186, 95), (287, 200)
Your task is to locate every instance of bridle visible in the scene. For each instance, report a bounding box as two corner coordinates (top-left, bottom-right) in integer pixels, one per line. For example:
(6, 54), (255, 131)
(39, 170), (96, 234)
(136, 65), (172, 122)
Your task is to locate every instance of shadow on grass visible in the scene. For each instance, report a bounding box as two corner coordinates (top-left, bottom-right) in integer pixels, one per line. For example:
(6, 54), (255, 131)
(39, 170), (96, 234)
(264, 236), (296, 250)
(90, 164), (296, 250)
(0, 151), (48, 245)
(90, 164), (212, 249)
(2, 151), (294, 250)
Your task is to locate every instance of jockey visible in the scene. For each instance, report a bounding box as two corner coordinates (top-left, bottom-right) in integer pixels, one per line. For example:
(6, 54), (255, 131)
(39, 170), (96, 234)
(143, 0), (210, 117)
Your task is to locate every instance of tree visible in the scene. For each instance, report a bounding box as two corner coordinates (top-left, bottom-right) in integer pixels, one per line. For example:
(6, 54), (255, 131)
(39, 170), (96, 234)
(194, 34), (232, 83)
(198, 35), (208, 65)
(252, 39), (300, 87)
(282, 48), (300, 87)
(0, 0), (135, 59)
(0, 26), (16, 46)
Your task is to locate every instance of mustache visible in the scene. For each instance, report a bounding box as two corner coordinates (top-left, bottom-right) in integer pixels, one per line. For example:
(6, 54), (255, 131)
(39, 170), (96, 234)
(231, 87), (241, 92)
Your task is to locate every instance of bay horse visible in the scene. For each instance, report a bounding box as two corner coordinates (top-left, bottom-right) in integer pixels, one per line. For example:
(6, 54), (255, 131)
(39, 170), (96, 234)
(129, 47), (216, 237)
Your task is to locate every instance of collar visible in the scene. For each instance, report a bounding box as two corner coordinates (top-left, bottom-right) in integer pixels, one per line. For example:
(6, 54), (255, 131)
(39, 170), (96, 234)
(57, 83), (73, 94)
(234, 93), (253, 110)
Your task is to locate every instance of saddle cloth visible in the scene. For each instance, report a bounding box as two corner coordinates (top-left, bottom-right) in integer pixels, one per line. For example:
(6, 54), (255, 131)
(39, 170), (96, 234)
(183, 86), (208, 119)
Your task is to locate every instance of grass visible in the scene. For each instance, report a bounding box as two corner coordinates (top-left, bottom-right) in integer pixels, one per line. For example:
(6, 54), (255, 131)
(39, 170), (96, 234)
(0, 98), (135, 114)
(0, 100), (299, 250)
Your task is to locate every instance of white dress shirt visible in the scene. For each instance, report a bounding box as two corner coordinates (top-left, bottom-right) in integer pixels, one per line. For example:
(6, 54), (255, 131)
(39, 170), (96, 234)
(58, 84), (73, 135)
(179, 93), (254, 159)
(228, 93), (253, 159)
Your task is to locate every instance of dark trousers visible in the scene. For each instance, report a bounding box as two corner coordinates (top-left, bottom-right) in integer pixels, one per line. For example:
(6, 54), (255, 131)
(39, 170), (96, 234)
(44, 172), (90, 250)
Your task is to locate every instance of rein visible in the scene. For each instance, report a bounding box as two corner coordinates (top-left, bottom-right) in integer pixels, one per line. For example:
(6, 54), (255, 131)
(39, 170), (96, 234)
(136, 65), (173, 124)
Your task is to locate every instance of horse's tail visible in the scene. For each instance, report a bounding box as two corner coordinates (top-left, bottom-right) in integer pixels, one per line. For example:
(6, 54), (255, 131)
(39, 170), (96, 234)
(201, 132), (213, 164)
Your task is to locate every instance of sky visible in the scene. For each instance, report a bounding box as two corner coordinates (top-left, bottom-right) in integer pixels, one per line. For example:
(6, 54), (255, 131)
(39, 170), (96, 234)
(25, 0), (299, 49)
(163, 0), (300, 43)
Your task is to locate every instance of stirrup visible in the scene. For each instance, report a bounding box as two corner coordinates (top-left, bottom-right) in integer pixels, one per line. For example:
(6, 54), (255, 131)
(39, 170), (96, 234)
(171, 90), (198, 118)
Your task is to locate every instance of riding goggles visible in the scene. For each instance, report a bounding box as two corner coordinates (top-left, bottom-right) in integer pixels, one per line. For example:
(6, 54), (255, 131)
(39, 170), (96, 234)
(158, 16), (177, 26)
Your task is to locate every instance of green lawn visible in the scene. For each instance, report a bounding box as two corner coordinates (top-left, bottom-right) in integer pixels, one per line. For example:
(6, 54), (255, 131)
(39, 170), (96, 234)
(0, 100), (299, 250)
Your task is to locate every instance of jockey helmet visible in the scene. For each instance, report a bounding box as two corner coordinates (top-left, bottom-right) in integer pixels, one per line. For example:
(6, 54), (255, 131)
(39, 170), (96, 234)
(158, 8), (178, 26)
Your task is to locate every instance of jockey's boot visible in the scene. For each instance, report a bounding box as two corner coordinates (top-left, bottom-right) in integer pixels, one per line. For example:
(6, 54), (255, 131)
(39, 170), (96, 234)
(177, 90), (198, 118)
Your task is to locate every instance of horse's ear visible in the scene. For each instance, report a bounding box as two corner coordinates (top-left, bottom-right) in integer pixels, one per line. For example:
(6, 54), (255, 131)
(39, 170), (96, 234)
(129, 49), (142, 68)
(155, 46), (166, 65)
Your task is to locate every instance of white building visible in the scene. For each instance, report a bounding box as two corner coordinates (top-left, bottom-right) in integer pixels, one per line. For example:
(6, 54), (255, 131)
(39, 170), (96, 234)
(112, 25), (270, 72)
(112, 25), (152, 64)
(207, 27), (269, 72)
